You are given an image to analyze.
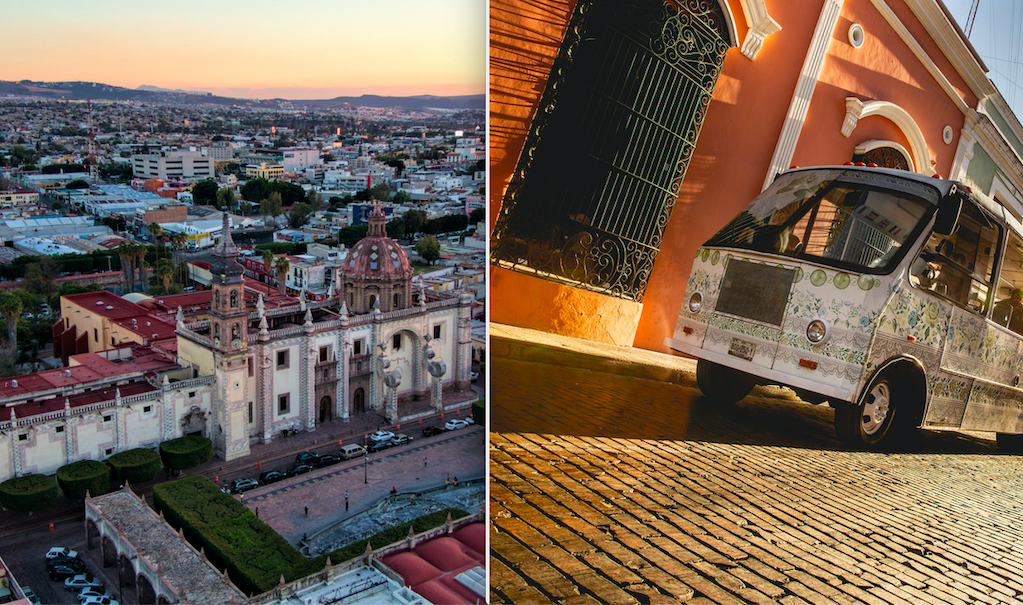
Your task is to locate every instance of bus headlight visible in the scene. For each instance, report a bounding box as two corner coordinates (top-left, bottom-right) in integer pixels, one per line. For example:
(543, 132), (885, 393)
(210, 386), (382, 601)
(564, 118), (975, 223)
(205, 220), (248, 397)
(806, 319), (830, 345)
(688, 292), (703, 313)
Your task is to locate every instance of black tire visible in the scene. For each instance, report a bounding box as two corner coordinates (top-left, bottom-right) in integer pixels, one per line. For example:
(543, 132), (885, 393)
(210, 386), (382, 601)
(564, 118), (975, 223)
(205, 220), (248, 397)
(996, 432), (1023, 453)
(695, 359), (755, 404)
(835, 369), (916, 447)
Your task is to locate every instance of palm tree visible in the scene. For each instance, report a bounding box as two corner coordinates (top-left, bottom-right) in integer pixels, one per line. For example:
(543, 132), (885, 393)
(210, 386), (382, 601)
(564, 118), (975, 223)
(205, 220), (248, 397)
(155, 258), (174, 292)
(274, 256), (290, 295)
(0, 293), (23, 352)
(134, 244), (148, 293)
(118, 241), (134, 292)
(172, 232), (189, 285)
(150, 223), (163, 262)
(261, 249), (275, 286)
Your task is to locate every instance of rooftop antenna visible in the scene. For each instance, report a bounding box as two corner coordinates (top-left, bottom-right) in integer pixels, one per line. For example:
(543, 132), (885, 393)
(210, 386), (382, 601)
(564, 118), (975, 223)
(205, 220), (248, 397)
(965, 0), (979, 37)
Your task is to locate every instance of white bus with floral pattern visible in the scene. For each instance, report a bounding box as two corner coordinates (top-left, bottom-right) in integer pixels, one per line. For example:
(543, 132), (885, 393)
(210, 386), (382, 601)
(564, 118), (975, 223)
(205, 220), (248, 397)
(666, 165), (1023, 449)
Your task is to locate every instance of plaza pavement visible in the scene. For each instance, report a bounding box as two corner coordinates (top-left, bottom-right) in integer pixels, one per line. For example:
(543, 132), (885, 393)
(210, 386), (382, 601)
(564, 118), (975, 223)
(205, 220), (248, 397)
(490, 324), (1023, 605)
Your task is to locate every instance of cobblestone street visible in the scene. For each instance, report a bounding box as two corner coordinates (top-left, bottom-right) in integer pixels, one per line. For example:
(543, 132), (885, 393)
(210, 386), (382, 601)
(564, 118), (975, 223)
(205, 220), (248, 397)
(490, 325), (1023, 605)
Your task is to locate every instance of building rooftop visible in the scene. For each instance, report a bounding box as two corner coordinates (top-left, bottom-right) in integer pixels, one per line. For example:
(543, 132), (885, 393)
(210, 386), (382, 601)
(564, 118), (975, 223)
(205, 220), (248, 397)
(380, 523), (485, 605)
(63, 291), (149, 320)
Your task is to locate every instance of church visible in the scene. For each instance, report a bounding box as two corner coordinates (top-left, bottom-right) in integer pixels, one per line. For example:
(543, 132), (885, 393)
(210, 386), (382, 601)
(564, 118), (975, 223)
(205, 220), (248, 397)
(176, 207), (475, 460)
(0, 207), (473, 480)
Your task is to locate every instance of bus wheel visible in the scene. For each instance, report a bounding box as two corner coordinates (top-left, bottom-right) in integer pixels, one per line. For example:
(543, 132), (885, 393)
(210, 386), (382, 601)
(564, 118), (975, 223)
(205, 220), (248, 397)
(996, 432), (1023, 453)
(696, 359), (755, 404)
(835, 372), (901, 447)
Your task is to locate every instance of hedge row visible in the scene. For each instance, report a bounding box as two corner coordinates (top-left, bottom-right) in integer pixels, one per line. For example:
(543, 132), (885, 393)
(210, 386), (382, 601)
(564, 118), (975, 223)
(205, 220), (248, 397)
(471, 400), (485, 432)
(0, 474), (57, 512)
(107, 448), (161, 485)
(55, 460), (110, 500)
(153, 476), (317, 595)
(159, 436), (213, 471)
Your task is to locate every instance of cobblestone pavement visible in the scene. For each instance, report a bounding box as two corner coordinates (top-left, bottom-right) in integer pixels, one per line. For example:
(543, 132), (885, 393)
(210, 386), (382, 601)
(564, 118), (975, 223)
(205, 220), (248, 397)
(490, 326), (1023, 605)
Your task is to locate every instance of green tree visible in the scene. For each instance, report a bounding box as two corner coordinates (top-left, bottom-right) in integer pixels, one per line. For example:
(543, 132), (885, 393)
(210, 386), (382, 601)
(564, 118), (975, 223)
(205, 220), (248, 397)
(261, 248), (275, 276)
(415, 235), (441, 265)
(238, 200), (252, 215)
(65, 179), (89, 189)
(370, 183), (392, 202)
(216, 186), (236, 211)
(288, 202), (312, 229)
(0, 293), (22, 351)
(259, 191), (283, 225)
(23, 258), (58, 303)
(393, 190), (412, 204)
(469, 207), (485, 224)
(156, 258), (175, 291)
(0, 474), (57, 514)
(274, 256), (291, 295)
(307, 188), (324, 213)
(386, 217), (406, 240)
(404, 209), (428, 236)
(322, 152), (335, 162)
(241, 177), (273, 203)
(191, 179), (218, 205)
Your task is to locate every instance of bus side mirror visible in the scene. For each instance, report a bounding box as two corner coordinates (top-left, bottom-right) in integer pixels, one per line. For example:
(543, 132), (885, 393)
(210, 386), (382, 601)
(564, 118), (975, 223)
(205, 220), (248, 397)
(933, 196), (962, 235)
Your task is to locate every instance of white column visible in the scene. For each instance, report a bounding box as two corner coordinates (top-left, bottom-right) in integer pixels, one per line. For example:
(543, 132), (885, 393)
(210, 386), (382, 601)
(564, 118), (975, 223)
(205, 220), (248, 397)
(949, 109), (980, 182)
(762, 0), (846, 190)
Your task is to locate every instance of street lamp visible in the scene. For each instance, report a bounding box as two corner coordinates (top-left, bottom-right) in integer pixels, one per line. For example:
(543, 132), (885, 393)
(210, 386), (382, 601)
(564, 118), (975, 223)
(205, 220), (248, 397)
(364, 433), (368, 484)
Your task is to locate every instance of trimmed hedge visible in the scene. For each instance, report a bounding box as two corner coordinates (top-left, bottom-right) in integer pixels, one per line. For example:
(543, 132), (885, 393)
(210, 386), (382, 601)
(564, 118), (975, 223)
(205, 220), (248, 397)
(107, 448), (161, 485)
(153, 476), (318, 595)
(159, 435), (213, 471)
(0, 474), (58, 513)
(314, 507), (469, 565)
(56, 460), (110, 500)
(471, 400), (485, 432)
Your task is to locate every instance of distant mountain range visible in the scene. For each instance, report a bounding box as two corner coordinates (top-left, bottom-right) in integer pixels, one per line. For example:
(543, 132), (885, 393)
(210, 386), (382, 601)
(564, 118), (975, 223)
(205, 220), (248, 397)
(0, 80), (484, 111)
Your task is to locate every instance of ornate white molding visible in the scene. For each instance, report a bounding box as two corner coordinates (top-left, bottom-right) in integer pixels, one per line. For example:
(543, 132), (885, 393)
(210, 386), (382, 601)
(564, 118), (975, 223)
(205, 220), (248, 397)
(761, 0), (844, 189)
(841, 97), (931, 175)
(738, 0), (782, 60)
(949, 109), (980, 182)
(868, 0), (969, 114)
(853, 139), (915, 172)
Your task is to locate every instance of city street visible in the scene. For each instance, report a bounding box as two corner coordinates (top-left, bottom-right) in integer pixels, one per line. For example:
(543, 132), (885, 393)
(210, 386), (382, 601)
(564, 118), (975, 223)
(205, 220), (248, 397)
(490, 325), (1023, 605)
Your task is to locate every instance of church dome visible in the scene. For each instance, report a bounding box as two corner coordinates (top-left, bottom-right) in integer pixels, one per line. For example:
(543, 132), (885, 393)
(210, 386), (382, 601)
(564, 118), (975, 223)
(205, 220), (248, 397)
(345, 206), (413, 280)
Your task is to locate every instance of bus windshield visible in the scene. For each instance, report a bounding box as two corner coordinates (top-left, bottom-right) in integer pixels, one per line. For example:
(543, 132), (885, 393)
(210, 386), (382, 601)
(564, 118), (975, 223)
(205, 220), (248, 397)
(705, 170), (938, 273)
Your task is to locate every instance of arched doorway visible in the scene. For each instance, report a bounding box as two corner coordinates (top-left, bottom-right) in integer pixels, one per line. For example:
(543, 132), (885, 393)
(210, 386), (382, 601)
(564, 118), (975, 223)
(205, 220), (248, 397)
(138, 573), (157, 604)
(319, 396), (332, 423)
(118, 553), (134, 587)
(353, 388), (365, 414)
(852, 145), (911, 171)
(102, 536), (117, 568)
(86, 519), (100, 550)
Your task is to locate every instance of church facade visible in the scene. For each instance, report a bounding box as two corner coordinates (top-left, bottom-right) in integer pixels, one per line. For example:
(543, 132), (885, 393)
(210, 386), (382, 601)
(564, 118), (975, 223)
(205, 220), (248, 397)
(177, 208), (474, 460)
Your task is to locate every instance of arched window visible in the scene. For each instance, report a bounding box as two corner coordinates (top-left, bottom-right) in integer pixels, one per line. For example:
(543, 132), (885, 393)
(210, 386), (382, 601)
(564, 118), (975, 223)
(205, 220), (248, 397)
(393, 293), (400, 308)
(214, 323), (220, 339)
(852, 146), (911, 171)
(491, 0), (730, 302)
(230, 290), (238, 308)
(232, 324), (239, 339)
(215, 290), (220, 307)
(369, 294), (377, 309)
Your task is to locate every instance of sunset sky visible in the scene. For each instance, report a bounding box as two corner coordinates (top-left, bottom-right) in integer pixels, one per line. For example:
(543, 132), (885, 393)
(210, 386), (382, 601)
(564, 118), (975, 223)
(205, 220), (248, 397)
(0, 0), (485, 99)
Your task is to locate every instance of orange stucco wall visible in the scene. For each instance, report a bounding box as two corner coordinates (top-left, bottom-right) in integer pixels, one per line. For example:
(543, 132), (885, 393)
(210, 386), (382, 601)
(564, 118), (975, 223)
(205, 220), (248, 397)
(490, 0), (977, 351)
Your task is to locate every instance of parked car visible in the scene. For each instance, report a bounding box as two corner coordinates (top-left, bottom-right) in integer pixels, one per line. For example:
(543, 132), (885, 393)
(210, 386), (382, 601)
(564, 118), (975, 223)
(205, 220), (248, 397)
(315, 454), (341, 467)
(64, 574), (103, 591)
(49, 565), (82, 581)
(230, 478), (259, 494)
(421, 426), (444, 437)
(22, 586), (40, 605)
(295, 451), (321, 465)
(288, 463), (314, 477)
(78, 588), (115, 602)
(81, 597), (119, 605)
(339, 444), (366, 460)
(46, 546), (78, 560)
(258, 470), (287, 485)
(48, 556), (85, 571)
(367, 439), (392, 453)
(368, 430), (395, 443)
(392, 434), (413, 446)
(471, 371), (479, 382)
(445, 418), (469, 431)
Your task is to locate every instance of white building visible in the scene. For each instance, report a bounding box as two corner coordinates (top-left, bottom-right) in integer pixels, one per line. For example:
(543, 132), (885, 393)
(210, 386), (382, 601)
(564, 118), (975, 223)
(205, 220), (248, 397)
(281, 147), (320, 174)
(131, 149), (215, 181)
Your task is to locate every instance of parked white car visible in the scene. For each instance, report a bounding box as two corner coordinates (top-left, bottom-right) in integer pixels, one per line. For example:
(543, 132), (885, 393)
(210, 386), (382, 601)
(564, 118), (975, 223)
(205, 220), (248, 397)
(368, 430), (395, 443)
(445, 418), (469, 431)
(46, 546), (78, 560)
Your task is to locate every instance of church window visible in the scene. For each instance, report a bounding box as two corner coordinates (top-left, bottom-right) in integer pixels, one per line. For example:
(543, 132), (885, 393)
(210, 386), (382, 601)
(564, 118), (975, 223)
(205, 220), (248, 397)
(319, 346), (329, 362)
(143, 405), (152, 413)
(393, 334), (401, 350)
(231, 290), (238, 308)
(369, 294), (377, 309)
(18, 433), (26, 442)
(248, 401), (253, 423)
(216, 290), (221, 307)
(393, 293), (400, 308)
(93, 328), (98, 342)
(353, 340), (363, 355)
(490, 0), (730, 303)
(232, 324), (239, 339)
(247, 358), (253, 377)
(105, 447), (114, 456)
(278, 393), (290, 414)
(55, 426), (64, 433)
(433, 325), (442, 340)
(277, 350), (289, 369)
(214, 324), (220, 339)
(103, 415), (111, 422)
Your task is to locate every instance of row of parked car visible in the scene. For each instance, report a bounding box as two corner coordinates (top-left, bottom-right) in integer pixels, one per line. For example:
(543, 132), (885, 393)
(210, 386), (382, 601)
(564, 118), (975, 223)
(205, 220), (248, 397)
(226, 419), (472, 495)
(44, 546), (119, 605)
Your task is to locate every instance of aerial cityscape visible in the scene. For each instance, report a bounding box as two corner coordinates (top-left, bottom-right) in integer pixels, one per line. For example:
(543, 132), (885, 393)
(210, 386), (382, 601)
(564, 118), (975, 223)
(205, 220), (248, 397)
(0, 2), (486, 604)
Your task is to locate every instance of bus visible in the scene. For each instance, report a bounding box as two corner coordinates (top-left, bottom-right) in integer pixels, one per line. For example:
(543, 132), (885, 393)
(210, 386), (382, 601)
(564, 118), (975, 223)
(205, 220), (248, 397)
(665, 165), (1023, 449)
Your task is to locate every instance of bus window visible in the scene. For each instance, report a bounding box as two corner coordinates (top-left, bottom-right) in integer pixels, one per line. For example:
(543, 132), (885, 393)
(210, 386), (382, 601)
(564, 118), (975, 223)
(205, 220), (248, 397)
(993, 230), (1023, 332)
(912, 201), (999, 313)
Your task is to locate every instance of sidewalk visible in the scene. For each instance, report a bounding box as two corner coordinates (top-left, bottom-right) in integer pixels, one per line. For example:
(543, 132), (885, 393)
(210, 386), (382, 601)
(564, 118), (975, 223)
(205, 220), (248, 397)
(0, 387), (478, 538)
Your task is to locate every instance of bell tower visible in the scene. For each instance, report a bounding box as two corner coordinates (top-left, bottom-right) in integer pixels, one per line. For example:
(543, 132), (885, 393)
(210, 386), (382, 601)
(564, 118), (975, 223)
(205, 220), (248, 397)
(210, 212), (247, 352)
(209, 212), (250, 461)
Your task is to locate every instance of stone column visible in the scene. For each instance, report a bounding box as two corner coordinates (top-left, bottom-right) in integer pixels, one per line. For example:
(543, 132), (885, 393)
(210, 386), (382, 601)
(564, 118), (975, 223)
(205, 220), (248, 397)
(337, 316), (350, 422)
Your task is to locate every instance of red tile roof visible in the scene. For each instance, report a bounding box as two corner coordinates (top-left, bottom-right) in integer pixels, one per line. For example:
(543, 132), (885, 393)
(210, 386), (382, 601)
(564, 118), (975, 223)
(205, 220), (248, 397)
(380, 523), (484, 605)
